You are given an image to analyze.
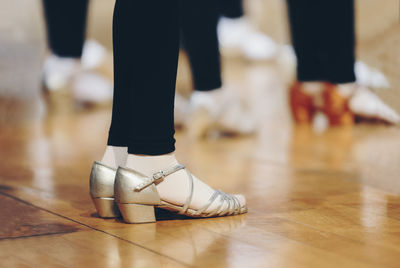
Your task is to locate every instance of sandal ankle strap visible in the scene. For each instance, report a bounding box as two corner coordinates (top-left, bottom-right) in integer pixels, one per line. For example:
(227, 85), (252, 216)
(134, 164), (185, 191)
(153, 164), (185, 180)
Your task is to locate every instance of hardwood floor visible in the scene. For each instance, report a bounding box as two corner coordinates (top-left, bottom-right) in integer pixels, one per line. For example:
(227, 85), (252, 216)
(1, 54), (400, 267)
(1, 1), (400, 267)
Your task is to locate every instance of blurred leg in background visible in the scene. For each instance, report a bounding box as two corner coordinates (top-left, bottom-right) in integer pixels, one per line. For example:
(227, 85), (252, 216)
(287, 0), (399, 127)
(43, 0), (89, 59)
(180, 0), (222, 93)
(42, 0), (112, 104)
(176, 0), (256, 138)
(288, 0), (356, 84)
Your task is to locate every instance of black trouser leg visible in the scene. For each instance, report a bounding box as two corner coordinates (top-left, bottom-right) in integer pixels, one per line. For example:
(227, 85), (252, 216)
(180, 0), (222, 91)
(42, 0), (89, 58)
(218, 0), (244, 18)
(108, 0), (180, 155)
(287, 0), (356, 83)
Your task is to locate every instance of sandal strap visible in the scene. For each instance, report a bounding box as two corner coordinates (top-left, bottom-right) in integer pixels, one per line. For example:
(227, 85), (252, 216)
(178, 169), (194, 215)
(214, 192), (233, 216)
(192, 190), (242, 217)
(134, 164), (242, 217)
(192, 189), (221, 217)
(134, 164), (185, 191)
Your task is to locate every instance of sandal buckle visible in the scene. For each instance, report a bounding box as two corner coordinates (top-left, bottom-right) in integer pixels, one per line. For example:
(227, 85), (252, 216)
(153, 171), (165, 181)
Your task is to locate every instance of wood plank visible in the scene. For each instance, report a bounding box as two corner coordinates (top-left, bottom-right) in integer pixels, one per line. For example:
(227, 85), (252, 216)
(2, 167), (399, 268)
(0, 193), (82, 240)
(0, 230), (187, 268)
(0, 193), (187, 268)
(276, 204), (400, 252)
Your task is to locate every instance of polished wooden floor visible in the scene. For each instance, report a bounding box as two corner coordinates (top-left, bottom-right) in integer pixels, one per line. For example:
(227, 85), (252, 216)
(1, 1), (400, 267)
(1, 54), (400, 267)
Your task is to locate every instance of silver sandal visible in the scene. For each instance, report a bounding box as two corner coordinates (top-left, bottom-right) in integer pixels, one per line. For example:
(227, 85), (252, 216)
(114, 164), (247, 224)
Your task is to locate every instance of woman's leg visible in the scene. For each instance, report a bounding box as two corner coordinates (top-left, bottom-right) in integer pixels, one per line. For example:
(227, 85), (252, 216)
(287, 0), (356, 125)
(42, 0), (89, 58)
(287, 0), (399, 126)
(286, 0), (399, 126)
(99, 0), (245, 221)
(287, 0), (356, 83)
(108, 0), (180, 155)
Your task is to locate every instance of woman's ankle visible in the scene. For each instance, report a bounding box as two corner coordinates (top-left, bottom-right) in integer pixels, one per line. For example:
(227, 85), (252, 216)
(125, 153), (178, 177)
(101, 146), (128, 169)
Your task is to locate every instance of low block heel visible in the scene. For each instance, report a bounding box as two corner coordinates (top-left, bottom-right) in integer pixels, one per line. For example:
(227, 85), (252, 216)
(92, 197), (120, 218)
(117, 203), (156, 224)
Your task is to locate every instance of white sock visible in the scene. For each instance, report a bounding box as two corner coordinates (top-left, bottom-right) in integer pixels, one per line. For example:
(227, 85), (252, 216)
(337, 82), (357, 98)
(125, 153), (245, 211)
(190, 88), (256, 136)
(191, 88), (222, 98)
(301, 82), (325, 96)
(71, 72), (113, 104)
(301, 82), (325, 108)
(43, 54), (81, 91)
(101, 146), (128, 169)
(190, 89), (222, 112)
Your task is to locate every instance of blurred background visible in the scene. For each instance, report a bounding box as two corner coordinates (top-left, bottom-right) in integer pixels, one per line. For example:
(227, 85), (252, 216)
(0, 0), (399, 124)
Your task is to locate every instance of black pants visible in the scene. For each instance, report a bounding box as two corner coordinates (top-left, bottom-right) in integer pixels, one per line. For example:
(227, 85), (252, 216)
(180, 0), (222, 91)
(181, 0), (246, 91)
(287, 0), (356, 83)
(42, 0), (222, 154)
(108, 0), (180, 155)
(218, 0), (244, 18)
(42, 0), (222, 92)
(42, 0), (89, 58)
